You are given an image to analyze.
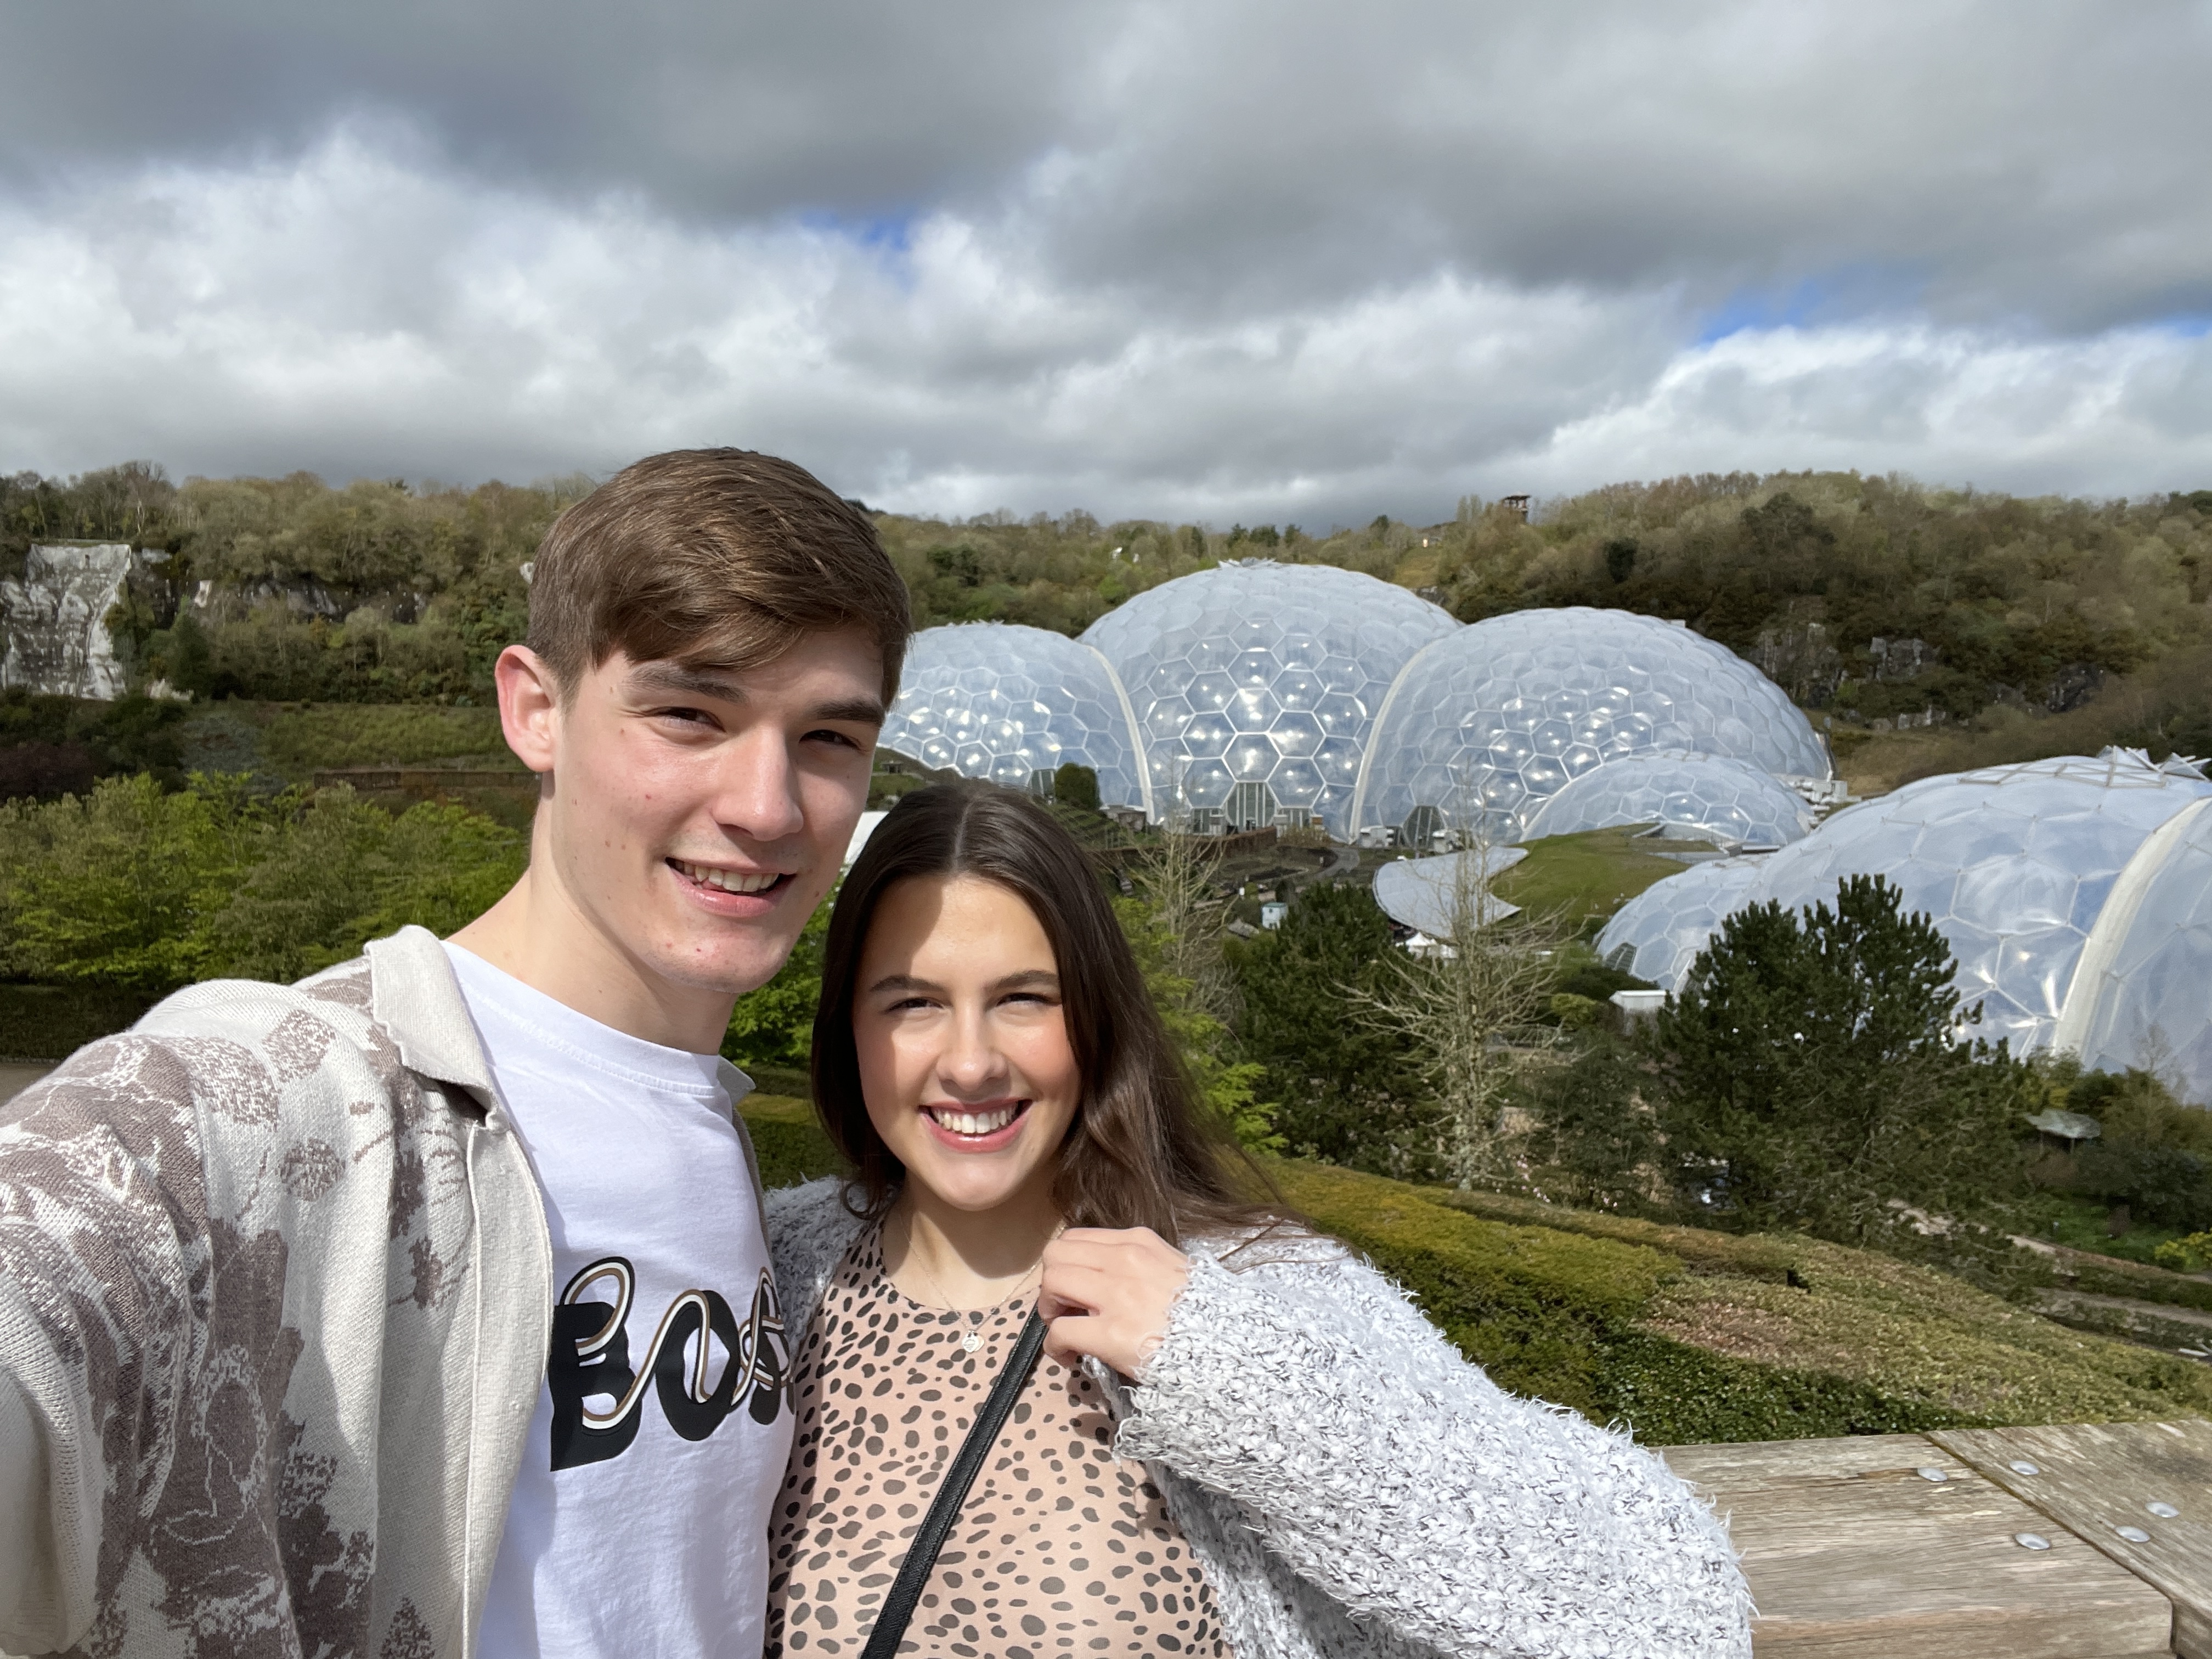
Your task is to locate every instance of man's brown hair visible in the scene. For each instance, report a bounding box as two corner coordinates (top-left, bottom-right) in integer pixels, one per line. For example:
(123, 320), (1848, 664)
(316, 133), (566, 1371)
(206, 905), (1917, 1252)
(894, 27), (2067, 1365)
(527, 448), (910, 701)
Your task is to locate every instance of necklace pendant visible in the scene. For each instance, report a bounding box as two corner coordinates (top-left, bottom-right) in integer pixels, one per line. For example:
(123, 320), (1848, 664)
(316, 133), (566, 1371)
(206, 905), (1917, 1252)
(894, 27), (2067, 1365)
(962, 1330), (983, 1353)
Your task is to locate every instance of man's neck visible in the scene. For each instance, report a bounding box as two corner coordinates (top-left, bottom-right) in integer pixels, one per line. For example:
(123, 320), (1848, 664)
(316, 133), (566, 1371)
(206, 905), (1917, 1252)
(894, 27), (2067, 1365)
(447, 865), (737, 1054)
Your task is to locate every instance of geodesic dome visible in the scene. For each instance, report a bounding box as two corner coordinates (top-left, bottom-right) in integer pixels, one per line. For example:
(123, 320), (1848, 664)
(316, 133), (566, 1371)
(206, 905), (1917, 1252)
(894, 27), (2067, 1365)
(1080, 562), (1458, 837)
(2056, 794), (2212, 1107)
(1602, 750), (2212, 1055)
(1593, 857), (1770, 992)
(879, 623), (1149, 812)
(1352, 608), (1830, 842)
(1520, 749), (1816, 849)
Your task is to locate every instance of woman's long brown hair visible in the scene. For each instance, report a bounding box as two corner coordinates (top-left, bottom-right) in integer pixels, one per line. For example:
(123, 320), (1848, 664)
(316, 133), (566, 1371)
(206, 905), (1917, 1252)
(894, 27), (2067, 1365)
(810, 778), (1271, 1243)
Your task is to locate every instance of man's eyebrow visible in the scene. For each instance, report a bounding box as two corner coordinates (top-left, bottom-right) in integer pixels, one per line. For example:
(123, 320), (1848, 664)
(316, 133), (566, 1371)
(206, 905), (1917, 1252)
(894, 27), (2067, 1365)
(628, 662), (747, 701)
(811, 697), (888, 729)
(625, 663), (885, 727)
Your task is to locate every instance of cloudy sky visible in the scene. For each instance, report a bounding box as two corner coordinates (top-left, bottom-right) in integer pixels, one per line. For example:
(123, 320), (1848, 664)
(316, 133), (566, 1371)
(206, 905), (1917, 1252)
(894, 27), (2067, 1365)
(2, 1), (2209, 524)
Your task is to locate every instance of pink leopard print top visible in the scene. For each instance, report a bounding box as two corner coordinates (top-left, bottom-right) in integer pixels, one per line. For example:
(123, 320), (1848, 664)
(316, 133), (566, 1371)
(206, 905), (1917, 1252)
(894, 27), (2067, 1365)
(764, 1222), (1231, 1658)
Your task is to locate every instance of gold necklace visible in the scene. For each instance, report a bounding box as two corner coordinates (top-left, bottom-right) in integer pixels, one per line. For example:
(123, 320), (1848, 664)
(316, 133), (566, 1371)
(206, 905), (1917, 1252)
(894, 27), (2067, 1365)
(893, 1212), (1047, 1353)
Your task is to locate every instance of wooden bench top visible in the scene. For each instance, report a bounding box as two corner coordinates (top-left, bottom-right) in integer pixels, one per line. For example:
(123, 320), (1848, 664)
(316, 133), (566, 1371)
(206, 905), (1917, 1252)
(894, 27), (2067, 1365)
(1933, 1420), (2212, 1659)
(1661, 1431), (2178, 1658)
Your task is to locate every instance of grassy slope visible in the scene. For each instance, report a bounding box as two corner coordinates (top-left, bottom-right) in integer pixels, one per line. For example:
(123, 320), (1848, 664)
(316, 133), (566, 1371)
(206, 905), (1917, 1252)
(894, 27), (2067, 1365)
(1489, 825), (1701, 933)
(737, 1094), (2212, 1443)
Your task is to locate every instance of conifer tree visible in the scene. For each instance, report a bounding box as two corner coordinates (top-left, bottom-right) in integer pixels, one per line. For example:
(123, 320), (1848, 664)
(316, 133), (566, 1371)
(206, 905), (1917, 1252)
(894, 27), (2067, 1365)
(1647, 874), (2033, 1240)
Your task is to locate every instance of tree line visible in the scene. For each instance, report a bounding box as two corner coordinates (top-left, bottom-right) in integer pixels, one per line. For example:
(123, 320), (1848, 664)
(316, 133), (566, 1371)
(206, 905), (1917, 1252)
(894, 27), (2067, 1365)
(10, 462), (2204, 771)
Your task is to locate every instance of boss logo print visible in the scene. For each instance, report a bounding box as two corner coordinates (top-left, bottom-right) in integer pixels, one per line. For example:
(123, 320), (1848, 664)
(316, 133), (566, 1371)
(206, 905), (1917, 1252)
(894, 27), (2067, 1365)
(547, 1256), (789, 1470)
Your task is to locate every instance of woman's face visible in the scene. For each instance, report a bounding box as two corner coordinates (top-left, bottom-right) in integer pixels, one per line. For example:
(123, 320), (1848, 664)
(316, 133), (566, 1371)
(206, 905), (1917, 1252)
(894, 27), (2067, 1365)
(853, 873), (1081, 1214)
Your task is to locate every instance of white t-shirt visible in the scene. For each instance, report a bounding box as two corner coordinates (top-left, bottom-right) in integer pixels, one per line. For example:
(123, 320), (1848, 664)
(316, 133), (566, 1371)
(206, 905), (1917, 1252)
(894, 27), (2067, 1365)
(448, 943), (793, 1659)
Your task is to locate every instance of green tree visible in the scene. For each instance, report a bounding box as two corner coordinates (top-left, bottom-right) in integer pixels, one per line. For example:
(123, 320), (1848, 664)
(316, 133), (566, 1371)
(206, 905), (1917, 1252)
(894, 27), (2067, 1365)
(1227, 882), (1433, 1175)
(1052, 762), (1101, 811)
(0, 776), (527, 988)
(1521, 1038), (1663, 1212)
(723, 891), (833, 1071)
(1646, 874), (2035, 1241)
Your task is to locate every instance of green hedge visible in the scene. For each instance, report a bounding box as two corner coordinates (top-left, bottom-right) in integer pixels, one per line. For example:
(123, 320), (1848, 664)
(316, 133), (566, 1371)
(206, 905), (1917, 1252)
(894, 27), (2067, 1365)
(2052, 1246), (2212, 1316)
(731, 1107), (2212, 1442)
(739, 1093), (850, 1190)
(0, 983), (160, 1061)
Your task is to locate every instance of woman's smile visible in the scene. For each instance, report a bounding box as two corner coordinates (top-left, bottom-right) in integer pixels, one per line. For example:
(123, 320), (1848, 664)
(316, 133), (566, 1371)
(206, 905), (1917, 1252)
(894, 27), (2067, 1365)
(920, 1095), (1032, 1149)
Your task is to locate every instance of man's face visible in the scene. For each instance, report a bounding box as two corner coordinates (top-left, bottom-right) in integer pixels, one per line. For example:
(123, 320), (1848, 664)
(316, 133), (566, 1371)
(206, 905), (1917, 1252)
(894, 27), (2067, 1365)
(531, 630), (885, 998)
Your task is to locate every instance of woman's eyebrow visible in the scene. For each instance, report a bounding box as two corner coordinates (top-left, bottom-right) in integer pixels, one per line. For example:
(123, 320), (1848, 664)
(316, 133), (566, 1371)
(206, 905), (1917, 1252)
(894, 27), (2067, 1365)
(864, 969), (1059, 996)
(866, 973), (942, 996)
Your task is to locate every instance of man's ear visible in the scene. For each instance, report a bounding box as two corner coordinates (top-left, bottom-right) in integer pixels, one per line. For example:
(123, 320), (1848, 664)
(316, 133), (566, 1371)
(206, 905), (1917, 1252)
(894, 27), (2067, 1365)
(496, 645), (562, 774)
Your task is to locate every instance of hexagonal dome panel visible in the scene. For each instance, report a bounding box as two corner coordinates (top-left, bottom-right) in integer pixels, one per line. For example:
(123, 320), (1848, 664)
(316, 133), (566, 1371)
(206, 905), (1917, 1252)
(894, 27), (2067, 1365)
(2057, 794), (2212, 1108)
(1081, 561), (1458, 835)
(1353, 608), (1830, 842)
(1594, 856), (1770, 991)
(1599, 750), (2212, 1055)
(1520, 749), (1817, 849)
(879, 623), (1148, 812)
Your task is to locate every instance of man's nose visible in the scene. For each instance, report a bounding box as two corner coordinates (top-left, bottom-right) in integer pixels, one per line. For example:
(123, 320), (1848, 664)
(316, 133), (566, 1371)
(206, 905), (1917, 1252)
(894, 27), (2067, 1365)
(711, 725), (806, 844)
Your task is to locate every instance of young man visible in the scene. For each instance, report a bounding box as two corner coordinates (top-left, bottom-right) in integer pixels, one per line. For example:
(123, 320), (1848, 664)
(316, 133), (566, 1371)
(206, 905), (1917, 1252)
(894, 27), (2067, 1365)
(0, 450), (910, 1658)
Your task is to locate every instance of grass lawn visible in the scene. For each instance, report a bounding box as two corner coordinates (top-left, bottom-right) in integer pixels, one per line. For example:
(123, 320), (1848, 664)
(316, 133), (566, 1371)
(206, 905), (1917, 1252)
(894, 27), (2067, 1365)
(1491, 824), (1706, 933)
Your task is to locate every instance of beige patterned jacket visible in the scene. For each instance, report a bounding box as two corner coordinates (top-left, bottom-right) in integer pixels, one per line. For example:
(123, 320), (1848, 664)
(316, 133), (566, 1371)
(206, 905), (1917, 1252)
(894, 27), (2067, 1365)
(0, 927), (555, 1659)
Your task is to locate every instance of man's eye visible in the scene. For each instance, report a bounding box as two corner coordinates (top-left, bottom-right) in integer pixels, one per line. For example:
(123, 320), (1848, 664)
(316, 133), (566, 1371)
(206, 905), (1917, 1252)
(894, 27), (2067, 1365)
(655, 706), (714, 725)
(806, 729), (862, 749)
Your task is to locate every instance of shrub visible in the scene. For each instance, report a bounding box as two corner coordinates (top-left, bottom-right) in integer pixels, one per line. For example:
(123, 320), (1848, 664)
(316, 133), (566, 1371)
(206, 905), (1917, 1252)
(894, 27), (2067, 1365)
(1520, 1039), (1664, 1213)
(2154, 1232), (2212, 1273)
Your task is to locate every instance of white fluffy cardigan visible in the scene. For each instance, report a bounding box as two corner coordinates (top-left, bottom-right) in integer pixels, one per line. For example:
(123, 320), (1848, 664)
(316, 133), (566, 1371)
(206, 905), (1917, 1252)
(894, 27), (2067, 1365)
(764, 1178), (1751, 1659)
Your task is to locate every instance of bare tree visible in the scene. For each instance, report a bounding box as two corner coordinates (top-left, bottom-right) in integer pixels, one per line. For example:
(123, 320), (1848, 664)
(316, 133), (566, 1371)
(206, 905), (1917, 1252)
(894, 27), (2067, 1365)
(1350, 816), (1565, 1188)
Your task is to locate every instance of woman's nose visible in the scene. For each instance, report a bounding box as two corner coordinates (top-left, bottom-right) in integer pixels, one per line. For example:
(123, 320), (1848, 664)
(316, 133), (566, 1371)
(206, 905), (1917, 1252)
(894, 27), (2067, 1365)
(940, 1007), (1008, 1090)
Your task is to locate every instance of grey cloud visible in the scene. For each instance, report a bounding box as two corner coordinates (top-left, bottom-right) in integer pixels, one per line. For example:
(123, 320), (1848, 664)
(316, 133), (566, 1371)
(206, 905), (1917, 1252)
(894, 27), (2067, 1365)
(8, 2), (2210, 332)
(0, 1), (1120, 218)
(4, 2), (2211, 519)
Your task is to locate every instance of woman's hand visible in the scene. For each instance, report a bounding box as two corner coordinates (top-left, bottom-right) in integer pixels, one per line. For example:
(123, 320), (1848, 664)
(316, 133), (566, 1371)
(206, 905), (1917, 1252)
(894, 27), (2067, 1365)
(1037, 1227), (1191, 1379)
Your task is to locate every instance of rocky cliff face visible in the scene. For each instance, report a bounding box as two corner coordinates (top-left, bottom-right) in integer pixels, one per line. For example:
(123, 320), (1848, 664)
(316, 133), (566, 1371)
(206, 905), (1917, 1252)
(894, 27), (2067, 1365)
(1, 544), (142, 699)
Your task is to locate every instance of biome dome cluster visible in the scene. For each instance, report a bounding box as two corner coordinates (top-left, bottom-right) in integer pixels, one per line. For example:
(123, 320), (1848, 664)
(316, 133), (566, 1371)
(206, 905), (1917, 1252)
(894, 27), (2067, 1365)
(1599, 749), (2212, 1098)
(883, 561), (2208, 1104)
(883, 565), (1831, 843)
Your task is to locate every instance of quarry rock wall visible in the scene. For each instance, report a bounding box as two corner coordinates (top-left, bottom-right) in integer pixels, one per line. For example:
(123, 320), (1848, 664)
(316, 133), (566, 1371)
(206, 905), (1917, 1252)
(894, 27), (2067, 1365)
(1, 543), (141, 700)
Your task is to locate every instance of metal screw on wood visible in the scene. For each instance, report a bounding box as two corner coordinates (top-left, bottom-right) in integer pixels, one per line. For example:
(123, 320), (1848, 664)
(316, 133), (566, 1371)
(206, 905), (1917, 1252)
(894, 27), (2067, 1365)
(2009, 1460), (2041, 1475)
(1915, 1466), (1949, 1482)
(2146, 1502), (2179, 1518)
(2114, 1525), (2152, 1544)
(2014, 1532), (2052, 1550)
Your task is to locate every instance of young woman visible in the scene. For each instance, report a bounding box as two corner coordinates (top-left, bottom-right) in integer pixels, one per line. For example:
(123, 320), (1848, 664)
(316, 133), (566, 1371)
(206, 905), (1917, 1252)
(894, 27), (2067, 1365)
(762, 780), (1748, 1659)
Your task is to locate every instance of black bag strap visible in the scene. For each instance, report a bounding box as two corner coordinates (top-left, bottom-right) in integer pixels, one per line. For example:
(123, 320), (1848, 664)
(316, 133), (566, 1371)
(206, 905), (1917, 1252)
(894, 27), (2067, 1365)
(859, 1308), (1049, 1659)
